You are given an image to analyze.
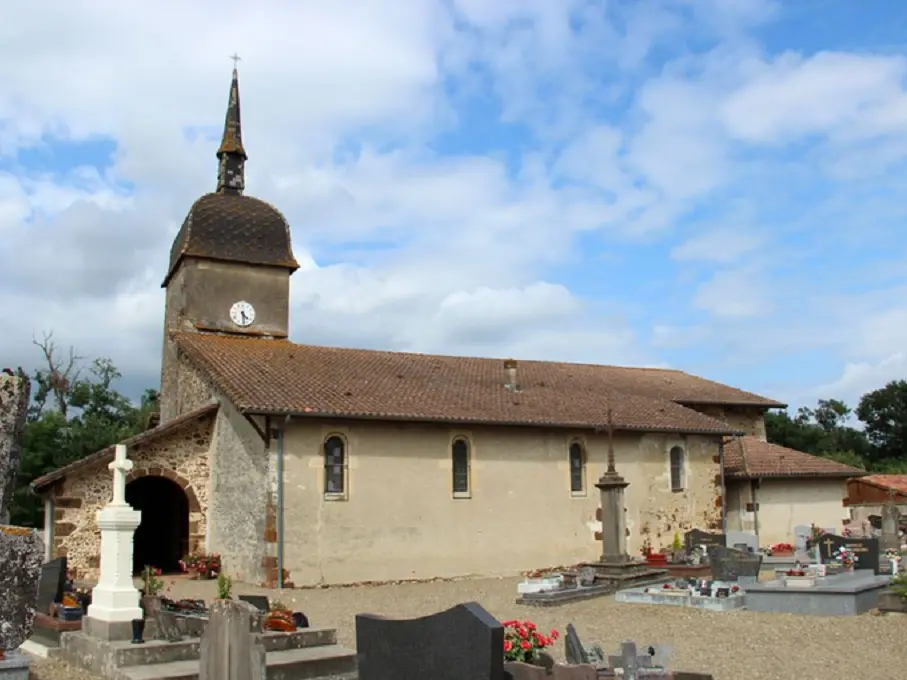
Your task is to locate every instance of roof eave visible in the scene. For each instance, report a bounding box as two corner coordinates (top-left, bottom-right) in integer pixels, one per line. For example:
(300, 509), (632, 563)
(238, 407), (744, 436)
(676, 399), (788, 409)
(726, 470), (867, 481)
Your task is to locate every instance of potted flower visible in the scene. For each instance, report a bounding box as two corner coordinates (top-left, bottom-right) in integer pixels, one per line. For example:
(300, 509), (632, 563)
(770, 543), (794, 557)
(216, 572), (233, 601)
(885, 548), (902, 575)
(264, 601), (297, 632)
(501, 619), (559, 667)
(180, 553), (222, 580)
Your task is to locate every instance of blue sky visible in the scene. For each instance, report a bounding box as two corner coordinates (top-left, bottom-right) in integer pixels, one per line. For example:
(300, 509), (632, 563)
(2, 0), (907, 413)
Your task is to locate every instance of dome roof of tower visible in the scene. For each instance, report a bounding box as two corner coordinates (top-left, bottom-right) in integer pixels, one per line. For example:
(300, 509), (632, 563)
(162, 192), (299, 286)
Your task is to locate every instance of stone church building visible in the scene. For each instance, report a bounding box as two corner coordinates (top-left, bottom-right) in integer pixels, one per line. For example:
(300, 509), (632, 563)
(31, 69), (862, 586)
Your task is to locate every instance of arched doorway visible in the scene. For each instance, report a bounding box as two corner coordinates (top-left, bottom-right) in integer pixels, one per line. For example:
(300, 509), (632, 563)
(126, 476), (189, 575)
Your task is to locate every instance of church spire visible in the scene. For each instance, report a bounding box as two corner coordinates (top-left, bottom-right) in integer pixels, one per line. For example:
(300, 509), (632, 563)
(216, 56), (247, 195)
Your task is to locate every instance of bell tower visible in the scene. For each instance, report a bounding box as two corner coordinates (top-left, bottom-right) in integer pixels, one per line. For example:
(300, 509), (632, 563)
(158, 64), (299, 422)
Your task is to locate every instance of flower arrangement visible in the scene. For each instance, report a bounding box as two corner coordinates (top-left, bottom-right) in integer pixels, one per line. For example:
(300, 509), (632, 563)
(140, 565), (164, 597)
(885, 548), (901, 560)
(501, 619), (558, 664)
(179, 553), (222, 579)
(785, 569), (806, 577)
(264, 601), (296, 632)
(833, 546), (856, 569)
(770, 543), (794, 555)
(808, 524), (824, 546)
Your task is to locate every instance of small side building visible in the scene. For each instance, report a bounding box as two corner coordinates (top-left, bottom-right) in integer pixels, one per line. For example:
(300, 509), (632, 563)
(844, 475), (907, 531)
(723, 436), (864, 547)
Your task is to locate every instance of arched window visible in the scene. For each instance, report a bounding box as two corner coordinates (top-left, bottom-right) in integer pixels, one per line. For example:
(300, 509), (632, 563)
(669, 446), (685, 492)
(569, 441), (586, 495)
(324, 435), (348, 498)
(452, 438), (471, 498)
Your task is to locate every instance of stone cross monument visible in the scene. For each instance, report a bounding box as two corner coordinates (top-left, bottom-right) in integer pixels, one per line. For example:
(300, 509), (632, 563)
(880, 491), (901, 555)
(0, 368), (43, 673)
(596, 409), (631, 563)
(85, 444), (144, 639)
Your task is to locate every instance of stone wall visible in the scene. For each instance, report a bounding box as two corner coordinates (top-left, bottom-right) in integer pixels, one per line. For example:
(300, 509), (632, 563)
(50, 411), (216, 580)
(689, 405), (768, 440)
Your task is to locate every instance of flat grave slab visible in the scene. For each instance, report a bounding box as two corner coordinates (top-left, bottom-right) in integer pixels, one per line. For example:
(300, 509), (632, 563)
(745, 572), (891, 616)
(615, 586), (745, 612)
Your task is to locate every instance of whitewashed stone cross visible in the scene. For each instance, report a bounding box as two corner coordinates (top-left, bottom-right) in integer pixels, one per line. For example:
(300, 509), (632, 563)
(108, 444), (133, 506)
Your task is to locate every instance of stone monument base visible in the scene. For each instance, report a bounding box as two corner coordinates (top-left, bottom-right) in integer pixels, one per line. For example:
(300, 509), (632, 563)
(583, 559), (669, 586)
(0, 649), (31, 680)
(81, 617), (136, 642)
(57, 626), (356, 680)
(745, 571), (891, 616)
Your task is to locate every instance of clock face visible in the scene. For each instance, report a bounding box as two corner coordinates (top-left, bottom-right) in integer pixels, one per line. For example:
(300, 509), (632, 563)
(229, 301), (255, 327)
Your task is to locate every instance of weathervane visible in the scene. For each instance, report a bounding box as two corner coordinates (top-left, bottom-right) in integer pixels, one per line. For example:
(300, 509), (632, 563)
(229, 53), (241, 69)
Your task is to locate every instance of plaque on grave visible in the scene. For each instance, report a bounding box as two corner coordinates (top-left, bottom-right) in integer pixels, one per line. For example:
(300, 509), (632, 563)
(684, 529), (726, 552)
(356, 602), (503, 680)
(238, 595), (271, 613)
(816, 533), (880, 574)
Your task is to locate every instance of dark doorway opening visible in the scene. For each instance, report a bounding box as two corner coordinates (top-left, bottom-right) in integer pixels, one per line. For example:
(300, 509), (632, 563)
(126, 476), (189, 575)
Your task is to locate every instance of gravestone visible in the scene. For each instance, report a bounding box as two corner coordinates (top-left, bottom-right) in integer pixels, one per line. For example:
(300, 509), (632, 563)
(36, 557), (68, 616)
(608, 641), (653, 680)
(564, 623), (589, 665)
(238, 595), (271, 613)
(200, 599), (266, 680)
(707, 545), (762, 582)
(816, 533), (880, 574)
(0, 370), (44, 667)
(725, 531), (758, 553)
(793, 525), (811, 552)
(684, 529), (726, 552)
(146, 596), (183, 642)
(356, 602), (503, 680)
(578, 566), (596, 586)
(880, 500), (901, 553)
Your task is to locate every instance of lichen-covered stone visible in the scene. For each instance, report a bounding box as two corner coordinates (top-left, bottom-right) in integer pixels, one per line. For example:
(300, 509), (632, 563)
(0, 370), (30, 523)
(0, 526), (43, 652)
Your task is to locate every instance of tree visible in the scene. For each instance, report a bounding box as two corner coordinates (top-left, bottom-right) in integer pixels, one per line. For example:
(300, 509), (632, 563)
(765, 398), (872, 469)
(9, 336), (157, 527)
(856, 380), (907, 463)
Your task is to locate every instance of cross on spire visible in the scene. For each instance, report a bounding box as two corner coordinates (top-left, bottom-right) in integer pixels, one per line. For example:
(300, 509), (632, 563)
(230, 53), (241, 70)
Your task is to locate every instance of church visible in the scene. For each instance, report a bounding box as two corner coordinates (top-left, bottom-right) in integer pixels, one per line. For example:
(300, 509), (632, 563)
(30, 69), (862, 587)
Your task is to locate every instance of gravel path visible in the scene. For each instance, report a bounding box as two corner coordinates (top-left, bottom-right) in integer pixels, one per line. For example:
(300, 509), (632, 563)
(29, 574), (905, 680)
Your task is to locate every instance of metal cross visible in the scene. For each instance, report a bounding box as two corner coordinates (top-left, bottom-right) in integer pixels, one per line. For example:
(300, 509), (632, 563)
(606, 408), (616, 473)
(229, 53), (241, 69)
(608, 641), (651, 680)
(108, 444), (133, 505)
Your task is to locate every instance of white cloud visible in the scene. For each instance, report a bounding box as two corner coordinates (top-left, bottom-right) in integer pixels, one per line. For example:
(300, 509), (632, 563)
(3, 0), (907, 414)
(671, 228), (764, 263)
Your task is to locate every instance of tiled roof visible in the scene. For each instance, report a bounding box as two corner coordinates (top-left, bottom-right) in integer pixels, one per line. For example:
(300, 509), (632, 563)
(30, 404), (219, 493)
(174, 333), (777, 434)
(723, 436), (866, 479)
(854, 475), (907, 495)
(162, 193), (300, 286)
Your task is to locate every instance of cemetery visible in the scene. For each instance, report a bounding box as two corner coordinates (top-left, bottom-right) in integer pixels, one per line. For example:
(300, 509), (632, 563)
(3, 370), (907, 680)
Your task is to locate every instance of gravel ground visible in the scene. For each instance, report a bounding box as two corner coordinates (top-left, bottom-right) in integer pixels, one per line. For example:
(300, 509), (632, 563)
(29, 574), (906, 680)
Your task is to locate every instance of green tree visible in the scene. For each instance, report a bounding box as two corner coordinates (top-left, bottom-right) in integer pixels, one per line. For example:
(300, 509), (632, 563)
(856, 380), (907, 464)
(765, 398), (871, 470)
(9, 335), (157, 527)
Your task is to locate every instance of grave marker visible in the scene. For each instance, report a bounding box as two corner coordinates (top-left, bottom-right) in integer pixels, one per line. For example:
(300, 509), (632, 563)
(356, 602), (503, 680)
(564, 623), (589, 665)
(199, 599), (266, 680)
(145, 596), (183, 642)
(684, 529), (726, 552)
(35, 557), (67, 616)
(816, 533), (880, 574)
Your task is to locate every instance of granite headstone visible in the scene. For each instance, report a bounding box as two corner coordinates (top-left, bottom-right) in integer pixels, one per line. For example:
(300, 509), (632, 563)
(564, 623), (589, 665)
(817, 533), (880, 574)
(238, 595), (271, 613)
(725, 531), (758, 553)
(36, 556), (68, 616)
(199, 599), (266, 680)
(356, 602), (503, 680)
(146, 596), (183, 642)
(707, 545), (762, 582)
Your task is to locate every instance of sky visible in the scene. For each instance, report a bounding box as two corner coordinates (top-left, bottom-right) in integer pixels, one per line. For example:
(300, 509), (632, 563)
(2, 0), (907, 413)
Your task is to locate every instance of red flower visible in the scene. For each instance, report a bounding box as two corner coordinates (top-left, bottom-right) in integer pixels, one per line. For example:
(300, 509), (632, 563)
(550, 629), (559, 640)
(520, 641), (532, 651)
(503, 640), (513, 652)
(525, 622), (536, 631)
(518, 627), (529, 639)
